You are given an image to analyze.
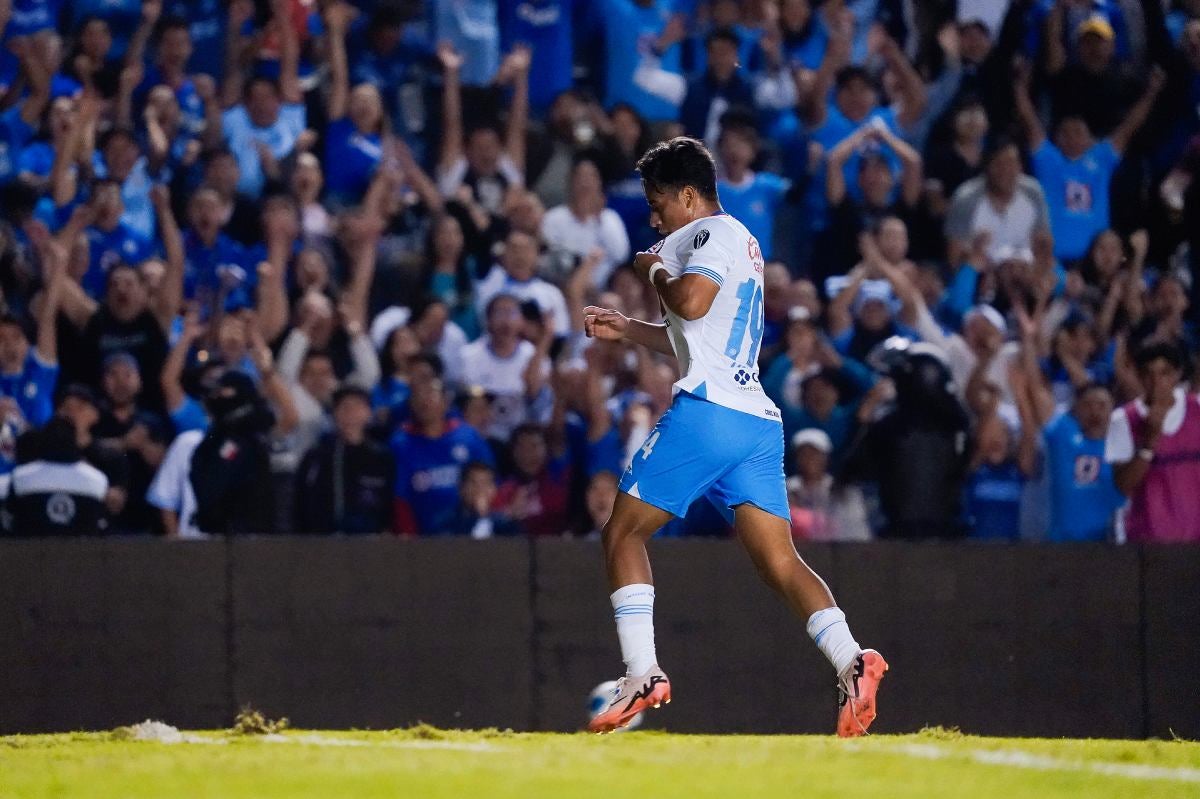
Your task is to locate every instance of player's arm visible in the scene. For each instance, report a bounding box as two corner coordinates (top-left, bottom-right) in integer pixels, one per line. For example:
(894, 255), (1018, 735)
(633, 252), (720, 322)
(651, 271), (719, 322)
(583, 306), (674, 358)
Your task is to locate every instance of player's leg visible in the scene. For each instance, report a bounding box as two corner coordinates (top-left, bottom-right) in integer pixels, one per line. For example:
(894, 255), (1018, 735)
(601, 491), (674, 591)
(589, 488), (680, 734)
(600, 492), (674, 689)
(731, 502), (888, 736)
(733, 501), (836, 617)
(712, 417), (887, 736)
(589, 395), (719, 733)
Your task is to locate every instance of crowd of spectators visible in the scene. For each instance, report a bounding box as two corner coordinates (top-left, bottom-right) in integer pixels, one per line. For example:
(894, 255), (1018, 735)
(0, 0), (1197, 542)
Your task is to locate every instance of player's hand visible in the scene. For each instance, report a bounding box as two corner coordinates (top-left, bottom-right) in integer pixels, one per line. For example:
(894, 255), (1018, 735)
(633, 251), (663, 282)
(583, 306), (628, 342)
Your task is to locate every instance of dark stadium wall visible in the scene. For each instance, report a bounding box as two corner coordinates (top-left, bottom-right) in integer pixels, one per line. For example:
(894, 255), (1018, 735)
(1, 539), (1196, 739)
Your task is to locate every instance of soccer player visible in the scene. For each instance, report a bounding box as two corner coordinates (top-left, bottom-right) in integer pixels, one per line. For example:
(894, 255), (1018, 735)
(582, 137), (886, 736)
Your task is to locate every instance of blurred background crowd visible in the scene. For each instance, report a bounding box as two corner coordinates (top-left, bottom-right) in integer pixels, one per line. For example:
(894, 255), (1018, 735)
(0, 0), (1197, 542)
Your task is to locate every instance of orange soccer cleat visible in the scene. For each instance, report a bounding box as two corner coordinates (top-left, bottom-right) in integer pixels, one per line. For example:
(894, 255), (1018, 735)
(836, 649), (889, 737)
(587, 666), (672, 734)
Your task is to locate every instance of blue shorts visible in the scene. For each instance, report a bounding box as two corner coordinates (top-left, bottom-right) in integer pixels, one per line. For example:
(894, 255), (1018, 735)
(619, 391), (790, 523)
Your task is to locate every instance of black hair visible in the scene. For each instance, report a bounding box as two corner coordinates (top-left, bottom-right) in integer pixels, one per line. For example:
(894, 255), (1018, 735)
(422, 215), (474, 301)
(835, 65), (875, 92)
(202, 145), (237, 165)
(871, 215), (907, 235)
(155, 16), (189, 39)
(332, 384), (372, 408)
(484, 292), (521, 320)
(802, 367), (843, 397)
(409, 351), (444, 377)
(519, 299), (544, 324)
(1058, 310), (1095, 334)
(245, 75), (281, 97)
(459, 460), (495, 484)
(0, 312), (31, 340)
(368, 6), (407, 30)
(1134, 340), (1186, 373)
(510, 422), (546, 444)
(0, 181), (39, 223)
(104, 262), (140, 287)
(77, 14), (110, 32)
(99, 126), (138, 151)
(302, 349), (334, 367)
(1081, 228), (1128, 286)
(465, 121), (503, 141)
(1053, 113), (1090, 129)
(982, 134), (1021, 168)
(636, 136), (718, 201)
(706, 25), (741, 49)
(1075, 381), (1112, 399)
(570, 152), (604, 175)
(717, 108), (759, 147)
(91, 176), (123, 193)
(377, 324), (414, 379)
(38, 417), (82, 464)
(952, 93), (986, 112)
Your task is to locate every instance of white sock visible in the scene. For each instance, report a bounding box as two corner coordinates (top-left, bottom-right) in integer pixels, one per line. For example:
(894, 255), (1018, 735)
(611, 583), (657, 676)
(806, 607), (860, 678)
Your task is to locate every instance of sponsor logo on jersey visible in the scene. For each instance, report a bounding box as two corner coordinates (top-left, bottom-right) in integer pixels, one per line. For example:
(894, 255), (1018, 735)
(747, 237), (764, 273)
(693, 229), (710, 249)
(732, 369), (761, 389)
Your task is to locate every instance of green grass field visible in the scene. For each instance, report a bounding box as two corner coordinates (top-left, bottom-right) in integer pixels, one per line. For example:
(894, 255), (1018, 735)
(2, 725), (1198, 799)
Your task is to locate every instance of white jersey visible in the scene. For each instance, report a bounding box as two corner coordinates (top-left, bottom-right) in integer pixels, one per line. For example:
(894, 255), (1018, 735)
(146, 430), (206, 539)
(653, 213), (780, 423)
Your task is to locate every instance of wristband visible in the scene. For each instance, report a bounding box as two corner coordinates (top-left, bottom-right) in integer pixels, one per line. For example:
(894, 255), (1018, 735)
(1137, 448), (1155, 462)
(648, 262), (668, 285)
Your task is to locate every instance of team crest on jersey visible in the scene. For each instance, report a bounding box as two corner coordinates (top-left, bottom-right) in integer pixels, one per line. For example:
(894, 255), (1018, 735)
(46, 492), (76, 525)
(693, 229), (710, 249)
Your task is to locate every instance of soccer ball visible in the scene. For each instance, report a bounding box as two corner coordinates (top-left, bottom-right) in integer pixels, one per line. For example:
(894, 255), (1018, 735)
(588, 681), (643, 731)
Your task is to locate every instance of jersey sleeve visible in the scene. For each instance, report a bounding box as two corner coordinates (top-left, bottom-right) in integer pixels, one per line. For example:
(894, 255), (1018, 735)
(1094, 139), (1121, 171)
(1030, 140), (1063, 178)
(466, 430), (496, 468)
(1042, 411), (1070, 448)
(1104, 407), (1134, 464)
(147, 434), (192, 511)
(681, 223), (738, 289)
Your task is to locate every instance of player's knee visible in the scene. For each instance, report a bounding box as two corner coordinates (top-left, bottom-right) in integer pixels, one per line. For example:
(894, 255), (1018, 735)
(600, 516), (648, 551)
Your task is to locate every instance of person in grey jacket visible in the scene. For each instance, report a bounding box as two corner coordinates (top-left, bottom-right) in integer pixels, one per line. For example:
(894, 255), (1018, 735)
(944, 137), (1052, 267)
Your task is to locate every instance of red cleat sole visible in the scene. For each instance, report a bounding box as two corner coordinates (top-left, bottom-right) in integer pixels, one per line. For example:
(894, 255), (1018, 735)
(837, 650), (888, 738)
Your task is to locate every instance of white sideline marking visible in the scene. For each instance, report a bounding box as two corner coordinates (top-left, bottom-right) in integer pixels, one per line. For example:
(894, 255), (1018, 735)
(875, 742), (1200, 784)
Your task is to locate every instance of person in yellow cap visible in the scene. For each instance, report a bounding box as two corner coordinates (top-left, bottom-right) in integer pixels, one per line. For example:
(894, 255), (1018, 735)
(1044, 1), (1147, 138)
